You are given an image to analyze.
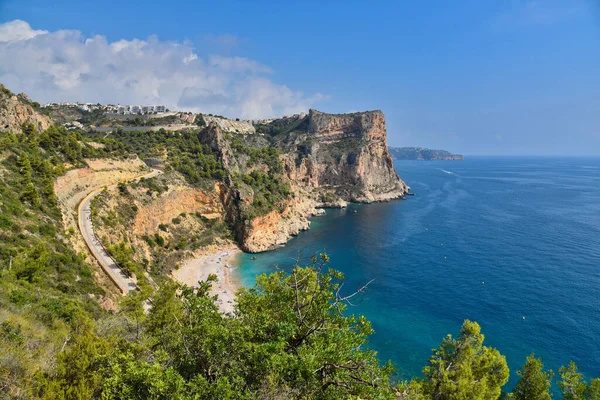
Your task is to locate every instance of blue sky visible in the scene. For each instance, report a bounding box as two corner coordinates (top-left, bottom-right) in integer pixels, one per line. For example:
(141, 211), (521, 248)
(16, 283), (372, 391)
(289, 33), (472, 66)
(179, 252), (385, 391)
(1, 0), (599, 155)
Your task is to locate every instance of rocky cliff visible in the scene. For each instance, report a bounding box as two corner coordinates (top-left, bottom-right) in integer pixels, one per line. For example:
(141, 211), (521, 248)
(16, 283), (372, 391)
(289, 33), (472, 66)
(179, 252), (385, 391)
(0, 84), (52, 133)
(201, 108), (409, 252)
(275, 109), (408, 202)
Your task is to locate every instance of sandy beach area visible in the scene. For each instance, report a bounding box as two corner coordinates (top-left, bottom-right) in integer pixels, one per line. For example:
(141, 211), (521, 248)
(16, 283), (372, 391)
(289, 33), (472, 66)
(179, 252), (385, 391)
(172, 247), (241, 314)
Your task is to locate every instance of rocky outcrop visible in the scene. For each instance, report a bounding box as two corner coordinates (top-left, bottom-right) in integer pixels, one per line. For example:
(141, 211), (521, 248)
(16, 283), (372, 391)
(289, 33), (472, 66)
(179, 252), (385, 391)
(0, 84), (52, 133)
(133, 184), (224, 236)
(279, 109), (409, 202)
(203, 115), (255, 134)
(200, 109), (409, 252)
(240, 194), (323, 253)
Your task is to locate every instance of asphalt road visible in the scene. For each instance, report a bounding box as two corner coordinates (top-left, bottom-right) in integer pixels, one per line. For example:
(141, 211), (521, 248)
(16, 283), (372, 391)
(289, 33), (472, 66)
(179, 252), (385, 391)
(77, 169), (162, 294)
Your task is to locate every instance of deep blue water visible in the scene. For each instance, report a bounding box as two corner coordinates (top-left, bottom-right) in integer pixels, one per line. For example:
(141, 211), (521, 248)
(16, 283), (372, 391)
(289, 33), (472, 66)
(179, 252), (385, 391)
(236, 157), (600, 388)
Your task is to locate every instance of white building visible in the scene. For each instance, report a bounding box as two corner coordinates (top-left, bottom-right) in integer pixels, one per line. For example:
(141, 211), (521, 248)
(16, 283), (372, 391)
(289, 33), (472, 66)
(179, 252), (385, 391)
(115, 104), (166, 115)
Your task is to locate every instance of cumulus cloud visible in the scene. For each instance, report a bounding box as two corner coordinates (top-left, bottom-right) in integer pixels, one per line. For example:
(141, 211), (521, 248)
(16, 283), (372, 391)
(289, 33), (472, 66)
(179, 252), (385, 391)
(0, 20), (327, 118)
(0, 20), (48, 42)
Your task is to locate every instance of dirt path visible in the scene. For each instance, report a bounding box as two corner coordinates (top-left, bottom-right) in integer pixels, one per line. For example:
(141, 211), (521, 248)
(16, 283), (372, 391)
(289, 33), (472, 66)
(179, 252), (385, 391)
(77, 169), (162, 294)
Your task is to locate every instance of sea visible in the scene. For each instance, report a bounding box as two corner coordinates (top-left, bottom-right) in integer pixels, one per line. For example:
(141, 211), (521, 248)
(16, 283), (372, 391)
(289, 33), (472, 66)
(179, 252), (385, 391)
(235, 156), (600, 388)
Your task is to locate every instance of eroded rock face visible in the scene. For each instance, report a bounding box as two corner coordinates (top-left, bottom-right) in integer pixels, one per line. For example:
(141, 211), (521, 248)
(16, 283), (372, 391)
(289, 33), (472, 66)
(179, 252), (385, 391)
(133, 185), (224, 236)
(241, 194), (317, 253)
(0, 84), (52, 133)
(201, 109), (409, 252)
(281, 109), (408, 202)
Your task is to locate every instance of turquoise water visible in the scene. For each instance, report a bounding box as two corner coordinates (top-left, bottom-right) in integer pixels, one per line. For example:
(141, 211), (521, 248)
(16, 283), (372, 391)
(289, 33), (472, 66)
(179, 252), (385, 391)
(236, 157), (600, 387)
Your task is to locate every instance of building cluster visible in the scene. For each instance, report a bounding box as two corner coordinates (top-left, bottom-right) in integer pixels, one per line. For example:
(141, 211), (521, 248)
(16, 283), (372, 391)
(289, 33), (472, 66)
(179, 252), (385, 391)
(41, 102), (167, 115)
(42, 102), (104, 112)
(116, 105), (166, 115)
(62, 121), (84, 130)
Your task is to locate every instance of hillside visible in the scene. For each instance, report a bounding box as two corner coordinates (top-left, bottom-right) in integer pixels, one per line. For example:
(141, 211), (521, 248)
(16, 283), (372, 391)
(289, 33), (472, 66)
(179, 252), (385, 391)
(389, 146), (464, 160)
(84, 108), (408, 255)
(0, 84), (51, 134)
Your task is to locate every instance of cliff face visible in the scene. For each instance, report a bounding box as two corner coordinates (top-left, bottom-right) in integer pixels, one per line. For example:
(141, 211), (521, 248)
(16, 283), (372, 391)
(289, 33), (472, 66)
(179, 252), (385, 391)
(0, 84), (52, 133)
(279, 109), (408, 202)
(201, 109), (409, 252)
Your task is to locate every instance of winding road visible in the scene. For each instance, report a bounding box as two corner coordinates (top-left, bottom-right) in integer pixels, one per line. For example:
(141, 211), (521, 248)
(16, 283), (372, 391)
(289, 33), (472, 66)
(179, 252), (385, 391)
(77, 169), (162, 294)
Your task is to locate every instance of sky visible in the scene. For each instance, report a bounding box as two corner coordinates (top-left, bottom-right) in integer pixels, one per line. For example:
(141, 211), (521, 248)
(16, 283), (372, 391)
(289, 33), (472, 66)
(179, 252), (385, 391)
(0, 0), (599, 155)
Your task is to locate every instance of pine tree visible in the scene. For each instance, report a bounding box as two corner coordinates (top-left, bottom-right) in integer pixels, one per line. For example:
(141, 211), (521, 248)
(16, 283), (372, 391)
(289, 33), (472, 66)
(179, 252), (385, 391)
(559, 361), (586, 400)
(512, 354), (553, 400)
(418, 319), (510, 399)
(16, 153), (32, 181)
(21, 182), (39, 207)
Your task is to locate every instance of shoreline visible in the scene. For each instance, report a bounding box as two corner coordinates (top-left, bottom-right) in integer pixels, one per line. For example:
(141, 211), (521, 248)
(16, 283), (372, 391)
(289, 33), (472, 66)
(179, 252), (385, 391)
(172, 246), (241, 314)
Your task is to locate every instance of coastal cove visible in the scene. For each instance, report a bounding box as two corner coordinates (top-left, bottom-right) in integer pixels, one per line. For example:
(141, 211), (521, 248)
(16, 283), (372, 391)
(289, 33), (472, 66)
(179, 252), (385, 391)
(233, 156), (600, 388)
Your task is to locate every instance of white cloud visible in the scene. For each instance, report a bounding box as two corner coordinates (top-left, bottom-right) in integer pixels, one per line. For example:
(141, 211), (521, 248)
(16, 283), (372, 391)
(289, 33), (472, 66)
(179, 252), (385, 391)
(0, 20), (327, 118)
(0, 19), (48, 42)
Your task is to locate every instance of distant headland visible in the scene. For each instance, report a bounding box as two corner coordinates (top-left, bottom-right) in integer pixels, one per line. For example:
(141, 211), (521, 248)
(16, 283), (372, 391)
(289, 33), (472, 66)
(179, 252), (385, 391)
(388, 146), (464, 160)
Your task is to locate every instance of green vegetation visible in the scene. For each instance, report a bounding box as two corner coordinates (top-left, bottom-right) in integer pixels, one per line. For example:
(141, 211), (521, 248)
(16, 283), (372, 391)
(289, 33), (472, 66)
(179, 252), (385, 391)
(36, 256), (398, 399)
(1, 85), (13, 97)
(238, 170), (291, 216)
(0, 124), (107, 396)
(227, 134), (292, 217)
(558, 362), (600, 399)
(84, 129), (226, 187)
(407, 320), (509, 399)
(254, 115), (309, 137)
(106, 242), (141, 278)
(119, 114), (182, 127)
(512, 354), (554, 400)
(133, 176), (168, 195)
(320, 191), (338, 204)
(228, 134), (284, 174)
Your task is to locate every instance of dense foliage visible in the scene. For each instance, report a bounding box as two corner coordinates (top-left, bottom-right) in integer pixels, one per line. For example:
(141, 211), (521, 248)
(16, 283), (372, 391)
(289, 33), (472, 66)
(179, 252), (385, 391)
(227, 134), (292, 217)
(37, 257), (398, 399)
(254, 115), (309, 137)
(0, 125), (108, 397)
(84, 129), (226, 187)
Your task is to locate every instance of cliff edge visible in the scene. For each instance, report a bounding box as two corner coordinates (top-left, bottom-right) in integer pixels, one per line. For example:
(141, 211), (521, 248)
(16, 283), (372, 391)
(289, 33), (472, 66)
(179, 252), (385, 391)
(277, 109), (408, 202)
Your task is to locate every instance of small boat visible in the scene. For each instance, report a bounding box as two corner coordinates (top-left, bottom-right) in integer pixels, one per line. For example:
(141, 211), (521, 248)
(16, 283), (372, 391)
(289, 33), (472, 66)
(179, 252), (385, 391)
(406, 193), (415, 196)
(251, 256), (257, 260)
